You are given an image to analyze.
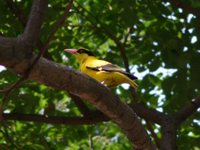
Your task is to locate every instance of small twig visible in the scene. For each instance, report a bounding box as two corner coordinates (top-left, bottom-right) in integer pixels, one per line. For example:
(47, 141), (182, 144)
(123, 26), (134, 45)
(30, 0), (74, 63)
(130, 87), (140, 103)
(70, 93), (92, 116)
(0, 105), (3, 121)
(116, 42), (139, 103)
(146, 121), (160, 148)
(175, 95), (200, 125)
(44, 0), (74, 47)
(88, 135), (94, 150)
(0, 77), (26, 121)
(116, 42), (130, 72)
(0, 123), (21, 150)
(0, 76), (26, 93)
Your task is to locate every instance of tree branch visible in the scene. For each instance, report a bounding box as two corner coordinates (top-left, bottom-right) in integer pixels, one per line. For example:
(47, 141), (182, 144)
(70, 94), (92, 116)
(160, 116), (177, 150)
(146, 121), (160, 149)
(22, 0), (74, 81)
(159, 96), (200, 150)
(0, 37), (20, 69)
(0, 51), (154, 149)
(131, 103), (166, 125)
(22, 0), (48, 46)
(169, 0), (200, 19)
(44, 0), (74, 49)
(0, 36), (17, 47)
(3, 113), (108, 125)
(175, 96), (200, 125)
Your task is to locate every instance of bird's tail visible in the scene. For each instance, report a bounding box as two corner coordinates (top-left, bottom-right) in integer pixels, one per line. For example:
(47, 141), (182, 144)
(120, 72), (138, 89)
(121, 74), (138, 89)
(128, 79), (138, 89)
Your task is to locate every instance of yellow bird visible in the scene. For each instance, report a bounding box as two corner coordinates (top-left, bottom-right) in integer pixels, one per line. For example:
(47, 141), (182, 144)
(64, 48), (137, 88)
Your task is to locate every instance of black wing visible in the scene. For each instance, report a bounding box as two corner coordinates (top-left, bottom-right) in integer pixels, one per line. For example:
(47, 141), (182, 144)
(86, 64), (137, 80)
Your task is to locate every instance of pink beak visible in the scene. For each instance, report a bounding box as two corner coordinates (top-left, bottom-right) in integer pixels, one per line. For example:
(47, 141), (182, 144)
(64, 49), (78, 54)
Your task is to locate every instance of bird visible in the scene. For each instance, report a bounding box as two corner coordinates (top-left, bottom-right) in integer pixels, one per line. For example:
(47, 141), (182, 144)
(64, 48), (137, 88)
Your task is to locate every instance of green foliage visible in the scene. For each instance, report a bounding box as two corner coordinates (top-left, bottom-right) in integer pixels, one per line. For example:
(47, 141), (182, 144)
(0, 0), (200, 149)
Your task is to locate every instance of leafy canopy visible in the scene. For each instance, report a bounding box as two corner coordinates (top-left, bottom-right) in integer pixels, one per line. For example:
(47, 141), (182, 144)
(0, 0), (199, 149)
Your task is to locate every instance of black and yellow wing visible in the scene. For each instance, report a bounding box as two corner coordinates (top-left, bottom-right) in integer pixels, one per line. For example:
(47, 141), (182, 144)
(86, 63), (137, 80)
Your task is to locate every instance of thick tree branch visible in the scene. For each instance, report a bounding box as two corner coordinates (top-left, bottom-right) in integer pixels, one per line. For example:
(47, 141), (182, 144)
(23, 0), (74, 81)
(0, 1), (48, 110)
(22, 0), (48, 46)
(0, 37), (17, 47)
(159, 96), (200, 150)
(0, 0), (48, 76)
(0, 51), (154, 150)
(160, 116), (177, 150)
(1, 0), (74, 104)
(175, 96), (200, 125)
(0, 37), (21, 69)
(131, 103), (166, 125)
(3, 113), (108, 125)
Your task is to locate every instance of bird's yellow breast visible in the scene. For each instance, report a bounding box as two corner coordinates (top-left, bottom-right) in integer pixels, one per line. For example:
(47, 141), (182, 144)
(80, 57), (128, 87)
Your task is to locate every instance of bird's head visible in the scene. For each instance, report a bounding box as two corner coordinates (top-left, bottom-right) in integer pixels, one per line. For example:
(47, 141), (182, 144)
(64, 48), (94, 63)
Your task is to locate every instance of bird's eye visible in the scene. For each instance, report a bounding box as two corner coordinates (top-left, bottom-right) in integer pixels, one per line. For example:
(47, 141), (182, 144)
(78, 49), (86, 54)
(77, 48), (94, 56)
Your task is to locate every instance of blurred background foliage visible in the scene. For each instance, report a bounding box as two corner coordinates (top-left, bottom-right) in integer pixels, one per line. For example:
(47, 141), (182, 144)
(0, 0), (200, 149)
